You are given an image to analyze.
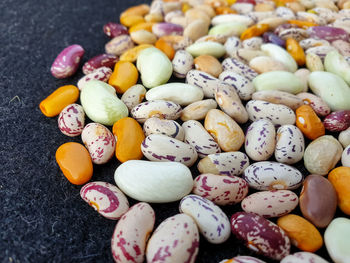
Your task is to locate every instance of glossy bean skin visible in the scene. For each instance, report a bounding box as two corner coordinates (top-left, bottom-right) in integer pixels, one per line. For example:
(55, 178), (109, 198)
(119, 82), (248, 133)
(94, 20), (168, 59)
(296, 92), (331, 117)
(296, 105), (325, 140)
(103, 22), (128, 38)
(80, 181), (129, 220)
(113, 117), (144, 163)
(58, 104), (85, 137)
(111, 202), (155, 263)
(82, 54), (118, 75)
(323, 110), (350, 132)
(56, 142), (93, 185)
(328, 167), (350, 215)
(144, 117), (184, 141)
(231, 212), (291, 260)
(300, 174), (337, 228)
(193, 173), (248, 206)
(40, 85), (79, 117)
(108, 61), (139, 94)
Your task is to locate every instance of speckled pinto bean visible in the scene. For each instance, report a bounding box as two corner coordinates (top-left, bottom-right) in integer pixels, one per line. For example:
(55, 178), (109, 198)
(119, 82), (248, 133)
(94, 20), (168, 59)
(81, 123), (115, 165)
(241, 190), (298, 218)
(120, 84), (146, 111)
(103, 22), (128, 38)
(218, 71), (255, 101)
(230, 212), (291, 260)
(141, 134), (198, 167)
(252, 90), (304, 111)
(197, 151), (249, 176)
(80, 181), (129, 220)
(77, 67), (112, 91)
(111, 202), (155, 263)
(58, 104), (85, 137)
(182, 120), (220, 157)
(243, 161), (303, 190)
(193, 173), (248, 206)
(275, 125), (305, 165)
(50, 44), (84, 79)
(82, 54), (118, 75)
(245, 119), (276, 161)
(144, 117), (184, 141)
(179, 195), (231, 244)
(221, 57), (258, 81)
(204, 109), (245, 152)
(215, 82), (248, 124)
(172, 50), (194, 78)
(296, 92), (331, 117)
(246, 100), (296, 126)
(146, 214), (199, 263)
(186, 70), (221, 98)
(131, 100), (182, 123)
(105, 35), (134, 56)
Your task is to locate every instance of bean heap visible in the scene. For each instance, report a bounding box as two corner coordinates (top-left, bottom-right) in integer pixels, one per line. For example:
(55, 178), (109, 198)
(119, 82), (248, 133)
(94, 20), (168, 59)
(40, 0), (350, 262)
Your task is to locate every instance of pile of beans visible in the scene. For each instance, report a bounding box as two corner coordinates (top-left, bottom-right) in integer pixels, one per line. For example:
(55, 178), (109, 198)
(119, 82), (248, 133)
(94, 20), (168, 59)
(40, 0), (350, 262)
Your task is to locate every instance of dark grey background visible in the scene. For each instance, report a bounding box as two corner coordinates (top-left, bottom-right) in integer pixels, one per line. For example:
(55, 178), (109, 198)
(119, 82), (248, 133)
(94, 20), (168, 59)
(0, 0), (338, 262)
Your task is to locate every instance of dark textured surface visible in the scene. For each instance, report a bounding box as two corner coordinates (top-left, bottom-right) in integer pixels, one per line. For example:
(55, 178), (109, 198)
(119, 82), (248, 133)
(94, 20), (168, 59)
(0, 0), (341, 262)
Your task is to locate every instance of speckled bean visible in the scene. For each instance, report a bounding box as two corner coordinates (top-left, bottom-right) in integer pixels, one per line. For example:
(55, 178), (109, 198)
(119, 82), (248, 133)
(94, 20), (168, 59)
(215, 82), (248, 123)
(218, 71), (255, 100)
(296, 92), (331, 117)
(152, 22), (184, 37)
(231, 212), (290, 260)
(304, 135), (343, 175)
(182, 120), (220, 158)
(324, 110), (350, 132)
(179, 195), (230, 244)
(193, 173), (248, 206)
(222, 57), (258, 81)
(186, 70), (220, 98)
(172, 50), (194, 78)
(245, 119), (276, 161)
(82, 54), (118, 75)
(242, 37), (263, 50)
(275, 125), (305, 164)
(305, 46), (337, 61)
(246, 100), (296, 126)
(120, 84), (146, 111)
(243, 161), (303, 190)
(281, 252), (329, 263)
(249, 56), (287, 74)
(81, 123), (115, 165)
(58, 104), (85, 137)
(224, 36), (242, 57)
(146, 214), (199, 263)
(131, 100), (182, 123)
(144, 117), (184, 141)
(111, 202), (155, 263)
(141, 134), (198, 166)
(204, 109), (245, 152)
(220, 256), (267, 263)
(80, 181), (129, 220)
(339, 128), (350, 148)
(299, 38), (330, 50)
(252, 90), (303, 111)
(197, 151), (249, 177)
(342, 145), (350, 167)
(181, 99), (218, 122)
(105, 35), (134, 56)
(241, 190), (298, 218)
(77, 67), (112, 91)
(51, 44), (84, 79)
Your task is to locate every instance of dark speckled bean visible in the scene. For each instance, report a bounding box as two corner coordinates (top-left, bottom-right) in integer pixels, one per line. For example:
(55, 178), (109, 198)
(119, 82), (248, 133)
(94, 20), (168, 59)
(221, 58), (258, 81)
(186, 70), (221, 98)
(263, 32), (286, 47)
(218, 71), (255, 100)
(144, 117), (184, 141)
(141, 134), (198, 166)
(275, 125), (305, 164)
(231, 212), (291, 260)
(172, 50), (194, 78)
(243, 161), (303, 190)
(179, 195), (231, 244)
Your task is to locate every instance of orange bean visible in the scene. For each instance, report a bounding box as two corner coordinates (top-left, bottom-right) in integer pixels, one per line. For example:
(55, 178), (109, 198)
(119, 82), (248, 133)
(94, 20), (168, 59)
(215, 6), (237, 14)
(286, 38), (306, 66)
(108, 61), (139, 94)
(120, 44), (153, 62)
(182, 2), (192, 12)
(56, 142), (93, 185)
(240, 24), (269, 41)
(296, 105), (325, 140)
(277, 214), (323, 252)
(205, 0), (228, 8)
(328, 167), (350, 215)
(288, 20), (318, 28)
(155, 39), (175, 60)
(39, 85), (79, 117)
(129, 22), (154, 33)
(113, 117), (145, 163)
(120, 15), (145, 28)
(120, 4), (150, 18)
